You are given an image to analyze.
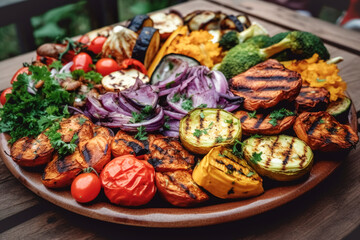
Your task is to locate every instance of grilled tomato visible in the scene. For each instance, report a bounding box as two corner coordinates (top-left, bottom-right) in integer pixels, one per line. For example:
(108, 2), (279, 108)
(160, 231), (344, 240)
(179, 108), (242, 155)
(100, 155), (156, 206)
(293, 111), (358, 151)
(192, 146), (263, 199)
(243, 135), (314, 181)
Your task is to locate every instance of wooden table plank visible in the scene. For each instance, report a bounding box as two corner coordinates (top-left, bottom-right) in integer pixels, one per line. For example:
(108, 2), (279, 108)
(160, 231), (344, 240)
(210, 0), (360, 54)
(0, 0), (359, 238)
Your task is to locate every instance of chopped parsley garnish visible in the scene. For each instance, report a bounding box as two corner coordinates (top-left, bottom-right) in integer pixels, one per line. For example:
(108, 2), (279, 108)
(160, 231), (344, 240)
(193, 122), (214, 137)
(175, 72), (182, 77)
(181, 98), (193, 111)
(168, 62), (174, 70)
(218, 153), (226, 157)
(246, 171), (255, 177)
(252, 134), (263, 138)
(44, 122), (78, 157)
(232, 139), (245, 158)
(171, 93), (181, 103)
(134, 126), (147, 141)
(200, 112), (205, 119)
(166, 81), (175, 89)
(129, 105), (154, 123)
(248, 111), (257, 119)
(71, 69), (85, 79)
(225, 119), (233, 124)
(215, 136), (224, 143)
(197, 104), (207, 108)
(49, 61), (63, 71)
(0, 65), (73, 144)
(84, 71), (102, 84)
(269, 108), (295, 126)
(316, 78), (326, 82)
(250, 152), (263, 164)
(319, 119), (325, 124)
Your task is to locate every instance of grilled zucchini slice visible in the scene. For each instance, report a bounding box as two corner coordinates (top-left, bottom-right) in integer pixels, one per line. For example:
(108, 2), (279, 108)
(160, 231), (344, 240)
(243, 135), (313, 181)
(149, 12), (183, 40)
(127, 15), (154, 34)
(179, 108), (241, 155)
(326, 96), (351, 123)
(192, 146), (263, 199)
(101, 68), (149, 92)
(132, 27), (160, 69)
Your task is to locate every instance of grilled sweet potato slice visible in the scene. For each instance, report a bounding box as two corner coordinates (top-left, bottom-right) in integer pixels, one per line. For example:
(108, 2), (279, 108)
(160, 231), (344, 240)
(295, 85), (330, 113)
(42, 149), (86, 188)
(155, 170), (209, 207)
(58, 114), (94, 143)
(11, 132), (54, 167)
(294, 111), (359, 151)
(147, 136), (195, 172)
(111, 130), (148, 158)
(234, 110), (296, 135)
(78, 126), (113, 173)
(229, 59), (302, 111)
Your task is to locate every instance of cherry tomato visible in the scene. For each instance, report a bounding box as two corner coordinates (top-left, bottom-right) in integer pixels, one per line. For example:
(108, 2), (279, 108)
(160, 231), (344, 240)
(11, 67), (29, 84)
(88, 36), (107, 54)
(78, 35), (90, 45)
(100, 155), (156, 206)
(95, 58), (120, 76)
(71, 171), (101, 203)
(70, 52), (93, 73)
(36, 55), (57, 66)
(1, 87), (12, 105)
(120, 59), (147, 75)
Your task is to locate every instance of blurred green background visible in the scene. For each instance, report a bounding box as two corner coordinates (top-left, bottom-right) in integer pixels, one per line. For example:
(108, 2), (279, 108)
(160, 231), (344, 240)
(0, 0), (177, 61)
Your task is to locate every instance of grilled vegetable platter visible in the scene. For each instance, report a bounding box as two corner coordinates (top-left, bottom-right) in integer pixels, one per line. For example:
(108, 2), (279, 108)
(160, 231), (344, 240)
(0, 9), (358, 225)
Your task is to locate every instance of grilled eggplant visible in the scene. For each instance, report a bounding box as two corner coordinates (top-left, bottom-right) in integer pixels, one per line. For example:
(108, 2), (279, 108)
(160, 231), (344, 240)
(243, 135), (313, 181)
(229, 59), (302, 111)
(237, 14), (251, 29)
(132, 27), (160, 69)
(293, 111), (359, 151)
(111, 130), (148, 158)
(179, 108), (242, 155)
(128, 14), (154, 34)
(295, 85), (330, 113)
(149, 12), (183, 40)
(192, 146), (263, 199)
(234, 110), (296, 135)
(101, 68), (149, 92)
(11, 132), (54, 167)
(155, 170), (209, 207)
(220, 15), (245, 32)
(42, 149), (86, 188)
(147, 135), (195, 172)
(187, 11), (217, 31)
(102, 26), (138, 64)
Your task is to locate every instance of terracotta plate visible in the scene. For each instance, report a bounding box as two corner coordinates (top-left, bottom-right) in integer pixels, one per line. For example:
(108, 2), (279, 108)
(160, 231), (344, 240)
(1, 105), (357, 228)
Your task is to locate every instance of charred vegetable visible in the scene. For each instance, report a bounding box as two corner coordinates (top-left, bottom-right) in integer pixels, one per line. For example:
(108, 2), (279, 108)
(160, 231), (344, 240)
(127, 14), (154, 33)
(179, 108), (241, 155)
(132, 27), (161, 69)
(149, 12), (183, 40)
(326, 96), (351, 123)
(192, 146), (263, 199)
(101, 68), (149, 92)
(295, 85), (330, 113)
(243, 135), (314, 181)
(293, 111), (358, 151)
(220, 15), (245, 32)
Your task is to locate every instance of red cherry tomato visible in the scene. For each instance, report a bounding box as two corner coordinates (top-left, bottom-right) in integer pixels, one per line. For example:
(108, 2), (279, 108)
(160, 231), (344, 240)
(71, 171), (101, 203)
(78, 35), (90, 45)
(1, 87), (12, 105)
(88, 36), (107, 54)
(95, 58), (120, 76)
(120, 59), (147, 75)
(100, 155), (156, 206)
(11, 67), (29, 84)
(70, 52), (93, 73)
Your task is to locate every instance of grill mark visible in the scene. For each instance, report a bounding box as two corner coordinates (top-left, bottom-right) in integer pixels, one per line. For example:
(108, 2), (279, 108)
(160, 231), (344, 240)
(119, 139), (146, 156)
(216, 109), (220, 122)
(228, 187), (235, 195)
(199, 110), (204, 129)
(232, 85), (291, 92)
(299, 145), (308, 168)
(266, 136), (279, 167)
(82, 146), (91, 163)
(344, 128), (354, 145)
(254, 116), (265, 129)
(240, 115), (248, 123)
(282, 138), (295, 170)
(306, 116), (323, 135)
(227, 122), (234, 140)
(104, 144), (108, 154)
(245, 75), (299, 82)
(55, 156), (76, 173)
(148, 158), (163, 167)
(179, 183), (197, 199)
(185, 116), (191, 133)
(215, 159), (225, 165)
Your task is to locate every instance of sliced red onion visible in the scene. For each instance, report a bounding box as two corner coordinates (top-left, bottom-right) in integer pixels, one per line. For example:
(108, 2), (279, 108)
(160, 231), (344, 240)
(121, 107), (165, 132)
(118, 93), (140, 113)
(121, 84), (158, 109)
(164, 110), (185, 120)
(100, 92), (132, 116)
(155, 61), (188, 90)
(86, 96), (109, 119)
(162, 130), (179, 138)
(59, 61), (73, 73)
(211, 70), (228, 94)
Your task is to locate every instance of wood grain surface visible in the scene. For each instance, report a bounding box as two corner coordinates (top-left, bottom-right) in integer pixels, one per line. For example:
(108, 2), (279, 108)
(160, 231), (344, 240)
(0, 0), (359, 239)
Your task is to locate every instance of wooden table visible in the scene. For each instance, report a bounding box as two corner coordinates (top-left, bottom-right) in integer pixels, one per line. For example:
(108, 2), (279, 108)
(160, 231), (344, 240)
(1, 0), (359, 239)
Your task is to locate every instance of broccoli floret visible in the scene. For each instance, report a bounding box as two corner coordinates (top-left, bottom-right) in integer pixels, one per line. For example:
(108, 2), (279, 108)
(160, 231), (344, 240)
(219, 31), (330, 79)
(266, 31), (329, 61)
(219, 31), (239, 50)
(244, 35), (271, 48)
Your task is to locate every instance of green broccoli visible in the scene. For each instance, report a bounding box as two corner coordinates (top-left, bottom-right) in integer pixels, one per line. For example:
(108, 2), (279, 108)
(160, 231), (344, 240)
(266, 31), (329, 61)
(244, 35), (271, 48)
(219, 23), (269, 50)
(219, 31), (239, 50)
(219, 31), (330, 79)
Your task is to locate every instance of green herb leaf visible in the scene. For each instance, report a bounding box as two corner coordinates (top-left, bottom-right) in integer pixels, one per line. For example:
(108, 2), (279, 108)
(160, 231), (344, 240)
(134, 126), (147, 141)
(246, 171), (255, 177)
(251, 134), (263, 138)
(232, 139), (245, 158)
(215, 136), (224, 143)
(84, 71), (102, 84)
(248, 111), (257, 119)
(225, 119), (233, 124)
(197, 104), (207, 108)
(181, 98), (193, 111)
(250, 152), (263, 164)
(316, 78), (326, 82)
(166, 81), (175, 89)
(71, 69), (85, 79)
(49, 61), (63, 71)
(200, 112), (205, 119)
(171, 93), (180, 103)
(268, 108), (295, 126)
